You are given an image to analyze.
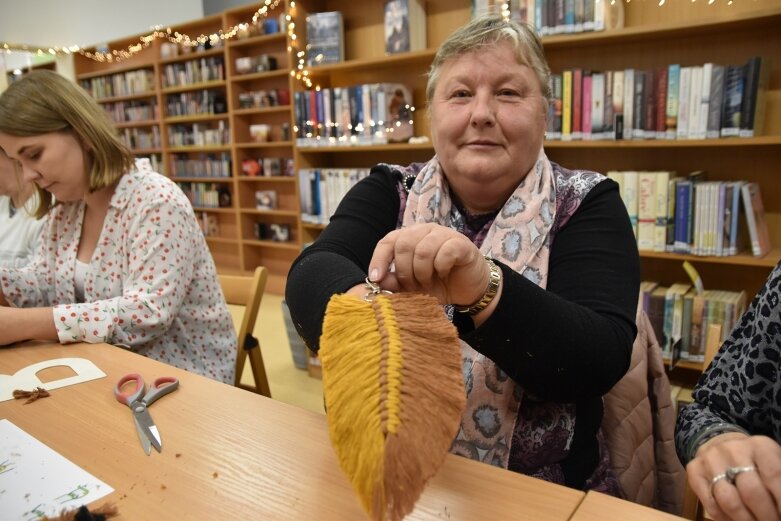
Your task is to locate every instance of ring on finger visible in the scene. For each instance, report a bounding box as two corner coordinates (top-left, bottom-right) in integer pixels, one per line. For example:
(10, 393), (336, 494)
(710, 472), (728, 497)
(725, 465), (757, 484)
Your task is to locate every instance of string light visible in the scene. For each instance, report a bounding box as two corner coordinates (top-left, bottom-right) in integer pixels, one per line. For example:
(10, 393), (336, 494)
(1, 0), (282, 63)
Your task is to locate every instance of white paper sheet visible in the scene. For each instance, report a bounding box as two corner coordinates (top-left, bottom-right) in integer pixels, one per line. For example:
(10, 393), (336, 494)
(0, 358), (106, 402)
(0, 419), (114, 520)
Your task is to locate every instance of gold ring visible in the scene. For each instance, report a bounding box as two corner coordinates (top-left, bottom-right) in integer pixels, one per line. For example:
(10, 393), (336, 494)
(710, 472), (728, 496)
(725, 465), (757, 484)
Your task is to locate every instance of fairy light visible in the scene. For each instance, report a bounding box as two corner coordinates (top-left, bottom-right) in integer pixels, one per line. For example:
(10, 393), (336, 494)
(1, 1), (283, 63)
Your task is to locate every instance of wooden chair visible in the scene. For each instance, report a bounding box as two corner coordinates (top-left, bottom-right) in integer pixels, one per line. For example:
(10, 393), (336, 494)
(219, 267), (272, 397)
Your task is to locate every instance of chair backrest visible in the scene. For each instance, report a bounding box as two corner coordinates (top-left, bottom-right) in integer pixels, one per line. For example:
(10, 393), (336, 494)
(218, 266), (271, 397)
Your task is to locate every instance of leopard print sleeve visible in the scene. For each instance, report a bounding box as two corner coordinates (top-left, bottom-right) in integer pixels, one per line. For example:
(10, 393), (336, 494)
(675, 260), (781, 464)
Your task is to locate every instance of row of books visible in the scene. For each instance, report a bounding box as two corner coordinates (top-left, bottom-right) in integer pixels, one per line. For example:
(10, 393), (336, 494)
(104, 100), (158, 124)
(305, 11), (345, 66)
(547, 56), (768, 141)
(608, 170), (771, 258)
(641, 280), (746, 366)
(178, 182), (231, 209)
(80, 69), (155, 100)
(478, 0), (611, 35)
(119, 127), (161, 150)
(167, 122), (230, 147)
(170, 153), (231, 178)
(293, 83), (415, 147)
(165, 90), (227, 118)
(299, 168), (371, 224)
(161, 57), (225, 89)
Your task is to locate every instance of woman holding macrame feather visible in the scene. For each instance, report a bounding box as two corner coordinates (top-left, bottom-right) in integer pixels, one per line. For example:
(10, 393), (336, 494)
(286, 15), (639, 494)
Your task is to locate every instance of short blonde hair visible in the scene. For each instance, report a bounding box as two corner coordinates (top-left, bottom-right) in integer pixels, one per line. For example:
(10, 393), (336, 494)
(0, 70), (133, 217)
(426, 15), (551, 107)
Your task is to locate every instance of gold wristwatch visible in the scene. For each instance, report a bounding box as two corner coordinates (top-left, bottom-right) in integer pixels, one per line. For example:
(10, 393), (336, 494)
(454, 257), (501, 315)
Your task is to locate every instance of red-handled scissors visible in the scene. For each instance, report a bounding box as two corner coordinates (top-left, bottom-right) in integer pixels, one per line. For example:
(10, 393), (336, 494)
(114, 373), (179, 455)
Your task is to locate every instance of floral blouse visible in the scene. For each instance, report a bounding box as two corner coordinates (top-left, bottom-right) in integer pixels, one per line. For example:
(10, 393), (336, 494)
(0, 160), (237, 384)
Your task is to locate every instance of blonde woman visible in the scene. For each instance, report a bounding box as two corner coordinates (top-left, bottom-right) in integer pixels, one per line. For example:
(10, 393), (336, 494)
(0, 148), (45, 268)
(287, 15), (640, 493)
(0, 70), (236, 384)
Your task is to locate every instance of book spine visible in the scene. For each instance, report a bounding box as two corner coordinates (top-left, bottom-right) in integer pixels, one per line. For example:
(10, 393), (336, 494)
(582, 71), (593, 139)
(572, 68), (583, 140)
(674, 181), (691, 253)
(697, 63), (712, 140)
(612, 70), (624, 140)
(622, 69), (634, 140)
(665, 64), (680, 140)
(739, 56), (765, 137)
(637, 172), (656, 251)
(687, 66), (702, 140)
(677, 67), (691, 140)
(706, 65), (725, 139)
(562, 70), (573, 140)
(654, 172), (669, 252)
(720, 65), (744, 137)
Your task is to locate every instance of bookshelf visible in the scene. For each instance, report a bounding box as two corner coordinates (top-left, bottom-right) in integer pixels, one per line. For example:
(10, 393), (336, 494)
(72, 1), (780, 310)
(73, 3), (297, 294)
(290, 1), (781, 379)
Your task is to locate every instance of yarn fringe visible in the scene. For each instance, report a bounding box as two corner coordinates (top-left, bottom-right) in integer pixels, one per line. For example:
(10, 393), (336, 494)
(321, 292), (465, 521)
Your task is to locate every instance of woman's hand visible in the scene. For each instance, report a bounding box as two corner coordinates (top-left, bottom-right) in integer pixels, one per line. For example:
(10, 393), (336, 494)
(368, 223), (489, 308)
(0, 307), (58, 345)
(687, 432), (781, 521)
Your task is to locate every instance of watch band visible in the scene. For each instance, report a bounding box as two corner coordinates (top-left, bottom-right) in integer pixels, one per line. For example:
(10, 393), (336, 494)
(454, 257), (501, 315)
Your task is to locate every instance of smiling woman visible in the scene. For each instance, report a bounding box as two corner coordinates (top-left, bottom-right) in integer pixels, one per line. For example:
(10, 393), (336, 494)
(0, 70), (237, 384)
(286, 14), (640, 495)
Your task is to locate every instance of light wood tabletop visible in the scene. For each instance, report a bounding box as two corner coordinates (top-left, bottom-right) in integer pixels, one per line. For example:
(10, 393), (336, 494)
(0, 342), (586, 520)
(570, 491), (689, 521)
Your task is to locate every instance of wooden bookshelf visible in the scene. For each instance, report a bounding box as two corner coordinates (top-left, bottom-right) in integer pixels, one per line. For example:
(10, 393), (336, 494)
(73, 4), (297, 291)
(72, 1), (780, 306)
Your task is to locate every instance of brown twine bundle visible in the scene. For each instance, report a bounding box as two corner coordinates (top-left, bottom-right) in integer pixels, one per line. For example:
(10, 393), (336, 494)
(13, 387), (50, 404)
(320, 292), (465, 521)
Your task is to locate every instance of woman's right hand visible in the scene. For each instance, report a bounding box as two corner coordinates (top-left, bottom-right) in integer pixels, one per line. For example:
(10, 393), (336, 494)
(687, 433), (781, 521)
(367, 223), (490, 309)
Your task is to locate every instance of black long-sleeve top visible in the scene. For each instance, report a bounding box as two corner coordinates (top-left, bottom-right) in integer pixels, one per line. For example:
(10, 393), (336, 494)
(286, 164), (640, 488)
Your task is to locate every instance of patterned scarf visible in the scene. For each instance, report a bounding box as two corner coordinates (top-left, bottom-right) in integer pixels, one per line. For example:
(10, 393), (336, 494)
(401, 147), (556, 468)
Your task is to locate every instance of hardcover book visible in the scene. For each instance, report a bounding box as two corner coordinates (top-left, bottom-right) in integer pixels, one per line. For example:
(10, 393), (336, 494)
(384, 0), (427, 54)
(306, 12), (345, 66)
(741, 182), (771, 257)
(720, 64), (744, 137)
(739, 56), (769, 137)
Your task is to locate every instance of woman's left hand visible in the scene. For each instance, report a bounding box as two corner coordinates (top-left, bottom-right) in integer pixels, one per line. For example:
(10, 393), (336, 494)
(368, 223), (489, 307)
(0, 307), (57, 345)
(687, 432), (781, 521)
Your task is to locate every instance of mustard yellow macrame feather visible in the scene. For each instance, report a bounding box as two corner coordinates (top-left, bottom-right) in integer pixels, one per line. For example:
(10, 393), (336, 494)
(320, 292), (465, 521)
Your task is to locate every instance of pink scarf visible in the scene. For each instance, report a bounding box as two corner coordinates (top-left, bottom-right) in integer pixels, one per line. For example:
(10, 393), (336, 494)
(402, 147), (556, 468)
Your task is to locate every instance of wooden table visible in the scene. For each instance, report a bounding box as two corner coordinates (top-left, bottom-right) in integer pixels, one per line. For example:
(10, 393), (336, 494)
(0, 342), (585, 520)
(570, 491), (690, 521)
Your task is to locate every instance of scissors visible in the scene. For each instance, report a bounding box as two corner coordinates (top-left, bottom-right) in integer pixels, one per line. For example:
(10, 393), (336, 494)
(114, 373), (179, 455)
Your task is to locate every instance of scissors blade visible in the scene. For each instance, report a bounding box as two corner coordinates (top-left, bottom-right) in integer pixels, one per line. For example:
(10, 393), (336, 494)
(133, 406), (162, 453)
(133, 416), (152, 455)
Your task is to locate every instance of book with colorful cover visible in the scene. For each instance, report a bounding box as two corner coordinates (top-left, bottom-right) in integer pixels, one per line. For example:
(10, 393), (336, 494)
(306, 11), (344, 66)
(384, 0), (427, 55)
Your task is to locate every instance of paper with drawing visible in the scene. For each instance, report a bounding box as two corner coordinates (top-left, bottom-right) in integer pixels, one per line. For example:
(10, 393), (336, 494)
(0, 419), (113, 520)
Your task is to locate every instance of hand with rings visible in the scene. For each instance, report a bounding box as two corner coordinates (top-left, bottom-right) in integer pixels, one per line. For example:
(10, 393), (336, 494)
(709, 466), (757, 496)
(686, 433), (781, 521)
